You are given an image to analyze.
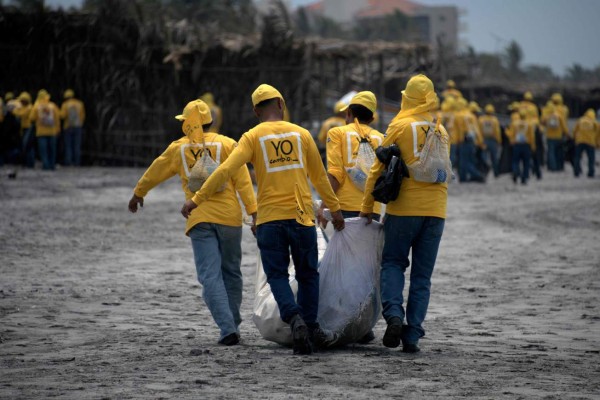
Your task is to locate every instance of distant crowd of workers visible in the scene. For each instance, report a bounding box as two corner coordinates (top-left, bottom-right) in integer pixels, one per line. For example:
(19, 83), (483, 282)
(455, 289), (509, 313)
(0, 89), (85, 171)
(317, 80), (600, 183)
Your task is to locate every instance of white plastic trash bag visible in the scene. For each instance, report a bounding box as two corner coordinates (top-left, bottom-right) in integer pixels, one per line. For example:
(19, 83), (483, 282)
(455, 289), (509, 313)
(252, 229), (329, 346)
(317, 218), (384, 346)
(252, 219), (384, 347)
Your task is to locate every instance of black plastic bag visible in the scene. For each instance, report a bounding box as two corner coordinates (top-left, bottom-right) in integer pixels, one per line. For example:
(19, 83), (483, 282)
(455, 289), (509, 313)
(372, 145), (409, 204)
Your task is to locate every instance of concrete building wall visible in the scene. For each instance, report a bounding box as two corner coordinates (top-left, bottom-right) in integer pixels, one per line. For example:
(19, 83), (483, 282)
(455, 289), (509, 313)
(322, 0), (365, 23)
(415, 6), (459, 53)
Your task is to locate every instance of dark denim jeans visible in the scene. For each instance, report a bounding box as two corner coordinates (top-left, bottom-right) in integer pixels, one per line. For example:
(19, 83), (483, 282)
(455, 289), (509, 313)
(512, 143), (531, 184)
(256, 220), (319, 326)
(37, 136), (57, 170)
(63, 127), (83, 166)
(381, 215), (445, 344)
(547, 139), (563, 171)
(483, 138), (499, 177)
(458, 141), (483, 182)
(574, 143), (595, 177)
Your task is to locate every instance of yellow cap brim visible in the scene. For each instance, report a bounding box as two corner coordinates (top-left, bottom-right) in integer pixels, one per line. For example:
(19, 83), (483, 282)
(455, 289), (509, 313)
(175, 115), (185, 121)
(340, 105), (349, 112)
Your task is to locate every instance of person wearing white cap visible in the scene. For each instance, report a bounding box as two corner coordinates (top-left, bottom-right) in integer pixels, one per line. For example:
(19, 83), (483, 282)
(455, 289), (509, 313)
(180, 84), (345, 355)
(129, 99), (257, 346)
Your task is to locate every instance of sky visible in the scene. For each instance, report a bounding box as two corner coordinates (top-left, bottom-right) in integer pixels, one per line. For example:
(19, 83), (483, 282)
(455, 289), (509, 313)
(44, 0), (600, 75)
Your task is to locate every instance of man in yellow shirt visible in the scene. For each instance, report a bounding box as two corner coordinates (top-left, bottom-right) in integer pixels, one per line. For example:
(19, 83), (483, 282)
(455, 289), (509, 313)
(181, 84), (344, 355)
(60, 89), (86, 166)
(317, 100), (346, 147)
(456, 97), (485, 183)
(14, 92), (34, 167)
(29, 90), (60, 170)
(520, 91), (543, 179)
(129, 99), (257, 346)
(479, 104), (502, 177)
(318, 91), (384, 345)
(541, 103), (568, 171)
(441, 79), (462, 100)
(507, 110), (536, 184)
(360, 74), (449, 354)
(572, 109), (599, 178)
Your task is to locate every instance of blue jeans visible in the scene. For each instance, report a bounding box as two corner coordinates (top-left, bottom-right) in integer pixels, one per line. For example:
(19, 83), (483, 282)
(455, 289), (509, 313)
(512, 143), (531, 183)
(450, 144), (458, 168)
(547, 139), (563, 171)
(22, 127), (36, 168)
(458, 141), (483, 182)
(189, 223), (243, 340)
(256, 220), (319, 326)
(37, 136), (57, 170)
(483, 138), (499, 176)
(63, 127), (83, 166)
(574, 144), (595, 177)
(381, 215), (445, 344)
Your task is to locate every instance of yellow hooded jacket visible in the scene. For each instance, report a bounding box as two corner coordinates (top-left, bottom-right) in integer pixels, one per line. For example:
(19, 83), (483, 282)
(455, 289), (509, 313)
(361, 74), (448, 219)
(326, 121), (384, 214)
(134, 130), (257, 234)
(191, 120), (341, 226)
(507, 115), (536, 150)
(572, 111), (599, 147)
(30, 100), (61, 137)
(542, 109), (568, 140)
(478, 114), (501, 143)
(60, 98), (86, 129)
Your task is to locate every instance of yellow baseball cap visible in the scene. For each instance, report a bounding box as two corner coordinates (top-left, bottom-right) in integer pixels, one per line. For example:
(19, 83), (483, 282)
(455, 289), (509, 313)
(251, 84), (284, 107)
(340, 91), (377, 114)
(333, 100), (346, 114)
(523, 91), (533, 101)
(469, 101), (481, 113)
(446, 79), (456, 88)
(175, 99), (213, 124)
(551, 93), (563, 103)
(585, 108), (596, 119)
(18, 91), (31, 102)
(485, 104), (495, 113)
(4, 92), (14, 101)
(64, 89), (74, 99)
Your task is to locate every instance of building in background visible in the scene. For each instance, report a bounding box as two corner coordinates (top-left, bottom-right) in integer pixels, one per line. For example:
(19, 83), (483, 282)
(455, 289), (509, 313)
(303, 0), (459, 54)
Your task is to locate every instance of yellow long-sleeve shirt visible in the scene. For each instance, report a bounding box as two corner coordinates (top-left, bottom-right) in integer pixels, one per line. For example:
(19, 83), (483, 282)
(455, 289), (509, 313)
(317, 116), (345, 145)
(326, 123), (384, 214)
(134, 132), (257, 234)
(30, 101), (61, 137)
(361, 113), (449, 219)
(573, 116), (599, 147)
(440, 111), (458, 145)
(507, 120), (536, 150)
(60, 98), (86, 129)
(13, 104), (32, 131)
(478, 115), (501, 143)
(192, 120), (341, 226)
(456, 110), (484, 146)
(542, 111), (568, 140)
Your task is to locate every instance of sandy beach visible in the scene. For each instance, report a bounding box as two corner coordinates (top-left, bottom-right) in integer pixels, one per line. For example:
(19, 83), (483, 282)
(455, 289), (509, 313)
(1, 165), (599, 399)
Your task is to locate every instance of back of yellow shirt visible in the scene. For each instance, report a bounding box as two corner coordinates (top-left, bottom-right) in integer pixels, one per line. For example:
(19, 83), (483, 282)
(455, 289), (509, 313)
(134, 132), (257, 234)
(543, 112), (568, 140)
(573, 117), (599, 146)
(317, 116), (345, 145)
(60, 98), (86, 129)
(508, 120), (536, 150)
(326, 123), (383, 213)
(192, 121), (341, 226)
(362, 113), (449, 219)
(30, 101), (61, 136)
(478, 115), (501, 143)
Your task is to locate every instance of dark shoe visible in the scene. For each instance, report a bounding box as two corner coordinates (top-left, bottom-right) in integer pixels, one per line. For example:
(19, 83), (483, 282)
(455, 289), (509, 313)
(382, 317), (403, 348)
(357, 330), (375, 344)
(290, 315), (312, 355)
(310, 325), (339, 349)
(402, 343), (421, 353)
(218, 332), (240, 346)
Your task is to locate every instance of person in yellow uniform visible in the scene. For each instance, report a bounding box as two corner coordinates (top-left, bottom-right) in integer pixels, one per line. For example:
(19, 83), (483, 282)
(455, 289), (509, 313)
(29, 90), (60, 170)
(520, 91), (543, 179)
(181, 84), (345, 355)
(360, 74), (448, 354)
(551, 93), (569, 121)
(441, 79), (462, 100)
(60, 89), (86, 166)
(507, 110), (536, 184)
(479, 104), (502, 177)
(13, 92), (34, 167)
(199, 92), (222, 133)
(456, 97), (485, 182)
(318, 91), (385, 344)
(439, 97), (458, 168)
(317, 100), (346, 147)
(572, 109), (599, 178)
(541, 103), (568, 171)
(128, 99), (257, 346)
